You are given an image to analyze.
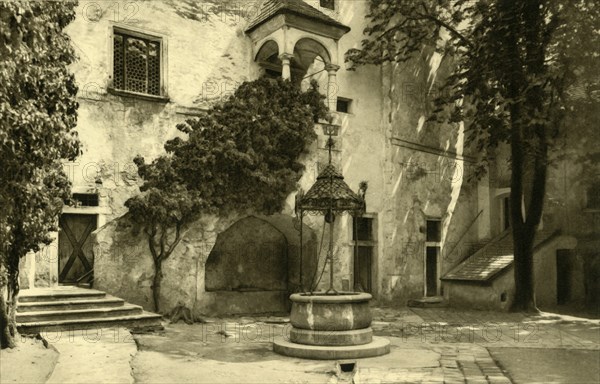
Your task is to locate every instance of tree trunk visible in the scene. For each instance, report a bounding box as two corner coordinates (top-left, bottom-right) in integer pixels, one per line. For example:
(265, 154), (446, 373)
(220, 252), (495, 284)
(0, 288), (15, 349)
(509, 131), (546, 312)
(512, 227), (537, 312)
(152, 264), (163, 313)
(5, 247), (21, 343)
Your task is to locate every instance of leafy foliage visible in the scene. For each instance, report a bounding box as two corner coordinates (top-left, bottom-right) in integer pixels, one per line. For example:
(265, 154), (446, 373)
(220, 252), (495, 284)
(126, 77), (327, 312)
(0, 1), (80, 348)
(347, 0), (599, 311)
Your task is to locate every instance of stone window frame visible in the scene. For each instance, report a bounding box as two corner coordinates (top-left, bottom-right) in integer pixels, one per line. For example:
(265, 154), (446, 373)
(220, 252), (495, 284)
(349, 213), (378, 295)
(107, 24), (169, 102)
(494, 188), (512, 235)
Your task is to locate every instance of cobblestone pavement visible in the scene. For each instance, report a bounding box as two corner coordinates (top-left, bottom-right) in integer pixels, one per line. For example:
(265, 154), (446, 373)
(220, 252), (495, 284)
(131, 310), (528, 384)
(369, 307), (600, 383)
(371, 307), (600, 350)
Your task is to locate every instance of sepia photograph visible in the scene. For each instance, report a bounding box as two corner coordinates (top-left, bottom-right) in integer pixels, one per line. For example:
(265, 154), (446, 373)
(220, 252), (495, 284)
(0, 0), (599, 383)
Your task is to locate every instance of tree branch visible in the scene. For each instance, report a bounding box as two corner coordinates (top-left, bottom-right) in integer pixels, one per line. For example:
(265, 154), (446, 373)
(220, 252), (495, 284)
(418, 13), (473, 49)
(148, 230), (159, 267)
(159, 225), (166, 261)
(164, 221), (183, 260)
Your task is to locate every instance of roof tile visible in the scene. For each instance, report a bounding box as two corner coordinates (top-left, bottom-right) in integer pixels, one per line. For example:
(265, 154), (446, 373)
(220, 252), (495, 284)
(246, 0), (349, 33)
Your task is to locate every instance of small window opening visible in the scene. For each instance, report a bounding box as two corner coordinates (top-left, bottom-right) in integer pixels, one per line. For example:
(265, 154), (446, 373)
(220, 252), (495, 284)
(586, 181), (600, 210)
(336, 97), (352, 113)
(426, 219), (441, 242)
(353, 217), (373, 241)
(320, 0), (335, 10)
(69, 193), (99, 207)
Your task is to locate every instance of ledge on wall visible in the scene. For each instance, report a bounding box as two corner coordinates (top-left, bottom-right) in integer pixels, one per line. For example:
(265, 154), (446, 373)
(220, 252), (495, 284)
(107, 87), (170, 103)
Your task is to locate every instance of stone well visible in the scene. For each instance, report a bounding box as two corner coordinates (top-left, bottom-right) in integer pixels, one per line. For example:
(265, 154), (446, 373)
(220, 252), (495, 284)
(273, 292), (390, 359)
(273, 121), (389, 359)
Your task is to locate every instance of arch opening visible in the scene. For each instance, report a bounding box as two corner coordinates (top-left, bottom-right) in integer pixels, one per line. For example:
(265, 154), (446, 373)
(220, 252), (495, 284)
(205, 216), (288, 292)
(203, 215), (318, 315)
(255, 37), (333, 85)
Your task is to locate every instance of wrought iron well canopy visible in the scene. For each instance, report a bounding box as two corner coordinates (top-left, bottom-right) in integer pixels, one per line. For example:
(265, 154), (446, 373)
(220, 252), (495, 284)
(295, 118), (367, 294)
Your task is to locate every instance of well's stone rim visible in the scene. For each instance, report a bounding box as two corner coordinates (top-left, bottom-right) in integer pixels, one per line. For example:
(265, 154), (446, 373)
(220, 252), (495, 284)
(290, 292), (372, 304)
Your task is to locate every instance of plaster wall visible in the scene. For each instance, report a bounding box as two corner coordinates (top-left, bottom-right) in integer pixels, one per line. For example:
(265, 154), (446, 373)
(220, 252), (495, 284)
(65, 0), (259, 221)
(75, 0), (484, 309)
(375, 51), (484, 305)
(92, 213), (317, 315)
(30, 1), (260, 288)
(25, 0), (594, 315)
(488, 89), (600, 306)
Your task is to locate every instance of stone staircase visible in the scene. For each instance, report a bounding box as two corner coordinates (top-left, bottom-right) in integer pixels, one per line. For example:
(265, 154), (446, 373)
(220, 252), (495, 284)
(17, 286), (163, 334)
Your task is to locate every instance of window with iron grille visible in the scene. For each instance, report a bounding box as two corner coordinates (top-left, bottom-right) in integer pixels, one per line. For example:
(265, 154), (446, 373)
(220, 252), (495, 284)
(113, 31), (161, 96)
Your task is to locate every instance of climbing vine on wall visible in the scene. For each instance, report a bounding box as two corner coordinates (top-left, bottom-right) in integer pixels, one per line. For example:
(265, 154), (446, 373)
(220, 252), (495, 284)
(126, 77), (328, 312)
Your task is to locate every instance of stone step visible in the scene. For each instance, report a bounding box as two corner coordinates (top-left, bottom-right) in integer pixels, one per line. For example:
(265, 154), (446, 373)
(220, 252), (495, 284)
(18, 288), (106, 303)
(17, 304), (143, 323)
(17, 296), (125, 312)
(17, 312), (164, 334)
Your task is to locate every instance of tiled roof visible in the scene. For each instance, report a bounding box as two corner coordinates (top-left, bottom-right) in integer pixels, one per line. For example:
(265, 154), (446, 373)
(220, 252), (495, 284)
(245, 0), (350, 33)
(297, 164), (364, 213)
(442, 231), (558, 282)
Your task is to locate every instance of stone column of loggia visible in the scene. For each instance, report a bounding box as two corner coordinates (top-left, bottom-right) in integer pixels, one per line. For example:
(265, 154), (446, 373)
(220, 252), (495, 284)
(279, 53), (294, 81)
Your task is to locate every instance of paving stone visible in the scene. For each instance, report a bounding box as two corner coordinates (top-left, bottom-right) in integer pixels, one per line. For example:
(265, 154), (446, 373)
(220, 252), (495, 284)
(487, 376), (512, 384)
(464, 379), (488, 384)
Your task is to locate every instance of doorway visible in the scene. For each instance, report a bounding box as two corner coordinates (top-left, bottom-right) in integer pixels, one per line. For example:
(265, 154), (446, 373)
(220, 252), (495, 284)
(556, 249), (574, 305)
(353, 216), (375, 293)
(425, 246), (440, 296)
(58, 214), (97, 285)
(424, 219), (442, 296)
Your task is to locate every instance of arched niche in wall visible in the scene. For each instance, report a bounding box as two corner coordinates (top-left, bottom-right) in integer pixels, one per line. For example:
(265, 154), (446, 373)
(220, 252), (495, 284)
(205, 216), (288, 292)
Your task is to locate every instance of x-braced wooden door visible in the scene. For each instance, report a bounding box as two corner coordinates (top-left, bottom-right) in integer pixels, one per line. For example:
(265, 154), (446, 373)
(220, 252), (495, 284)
(58, 214), (97, 285)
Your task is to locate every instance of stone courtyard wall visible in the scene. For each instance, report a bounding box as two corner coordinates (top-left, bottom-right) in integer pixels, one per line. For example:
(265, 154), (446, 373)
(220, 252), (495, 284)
(23, 0), (597, 312)
(92, 213), (318, 315)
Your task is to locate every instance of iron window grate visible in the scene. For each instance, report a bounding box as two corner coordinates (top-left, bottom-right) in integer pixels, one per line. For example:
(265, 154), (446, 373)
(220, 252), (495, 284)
(114, 32), (161, 96)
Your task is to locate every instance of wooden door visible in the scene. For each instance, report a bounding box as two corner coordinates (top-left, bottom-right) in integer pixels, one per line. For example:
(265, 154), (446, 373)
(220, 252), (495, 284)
(58, 214), (97, 284)
(425, 246), (440, 297)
